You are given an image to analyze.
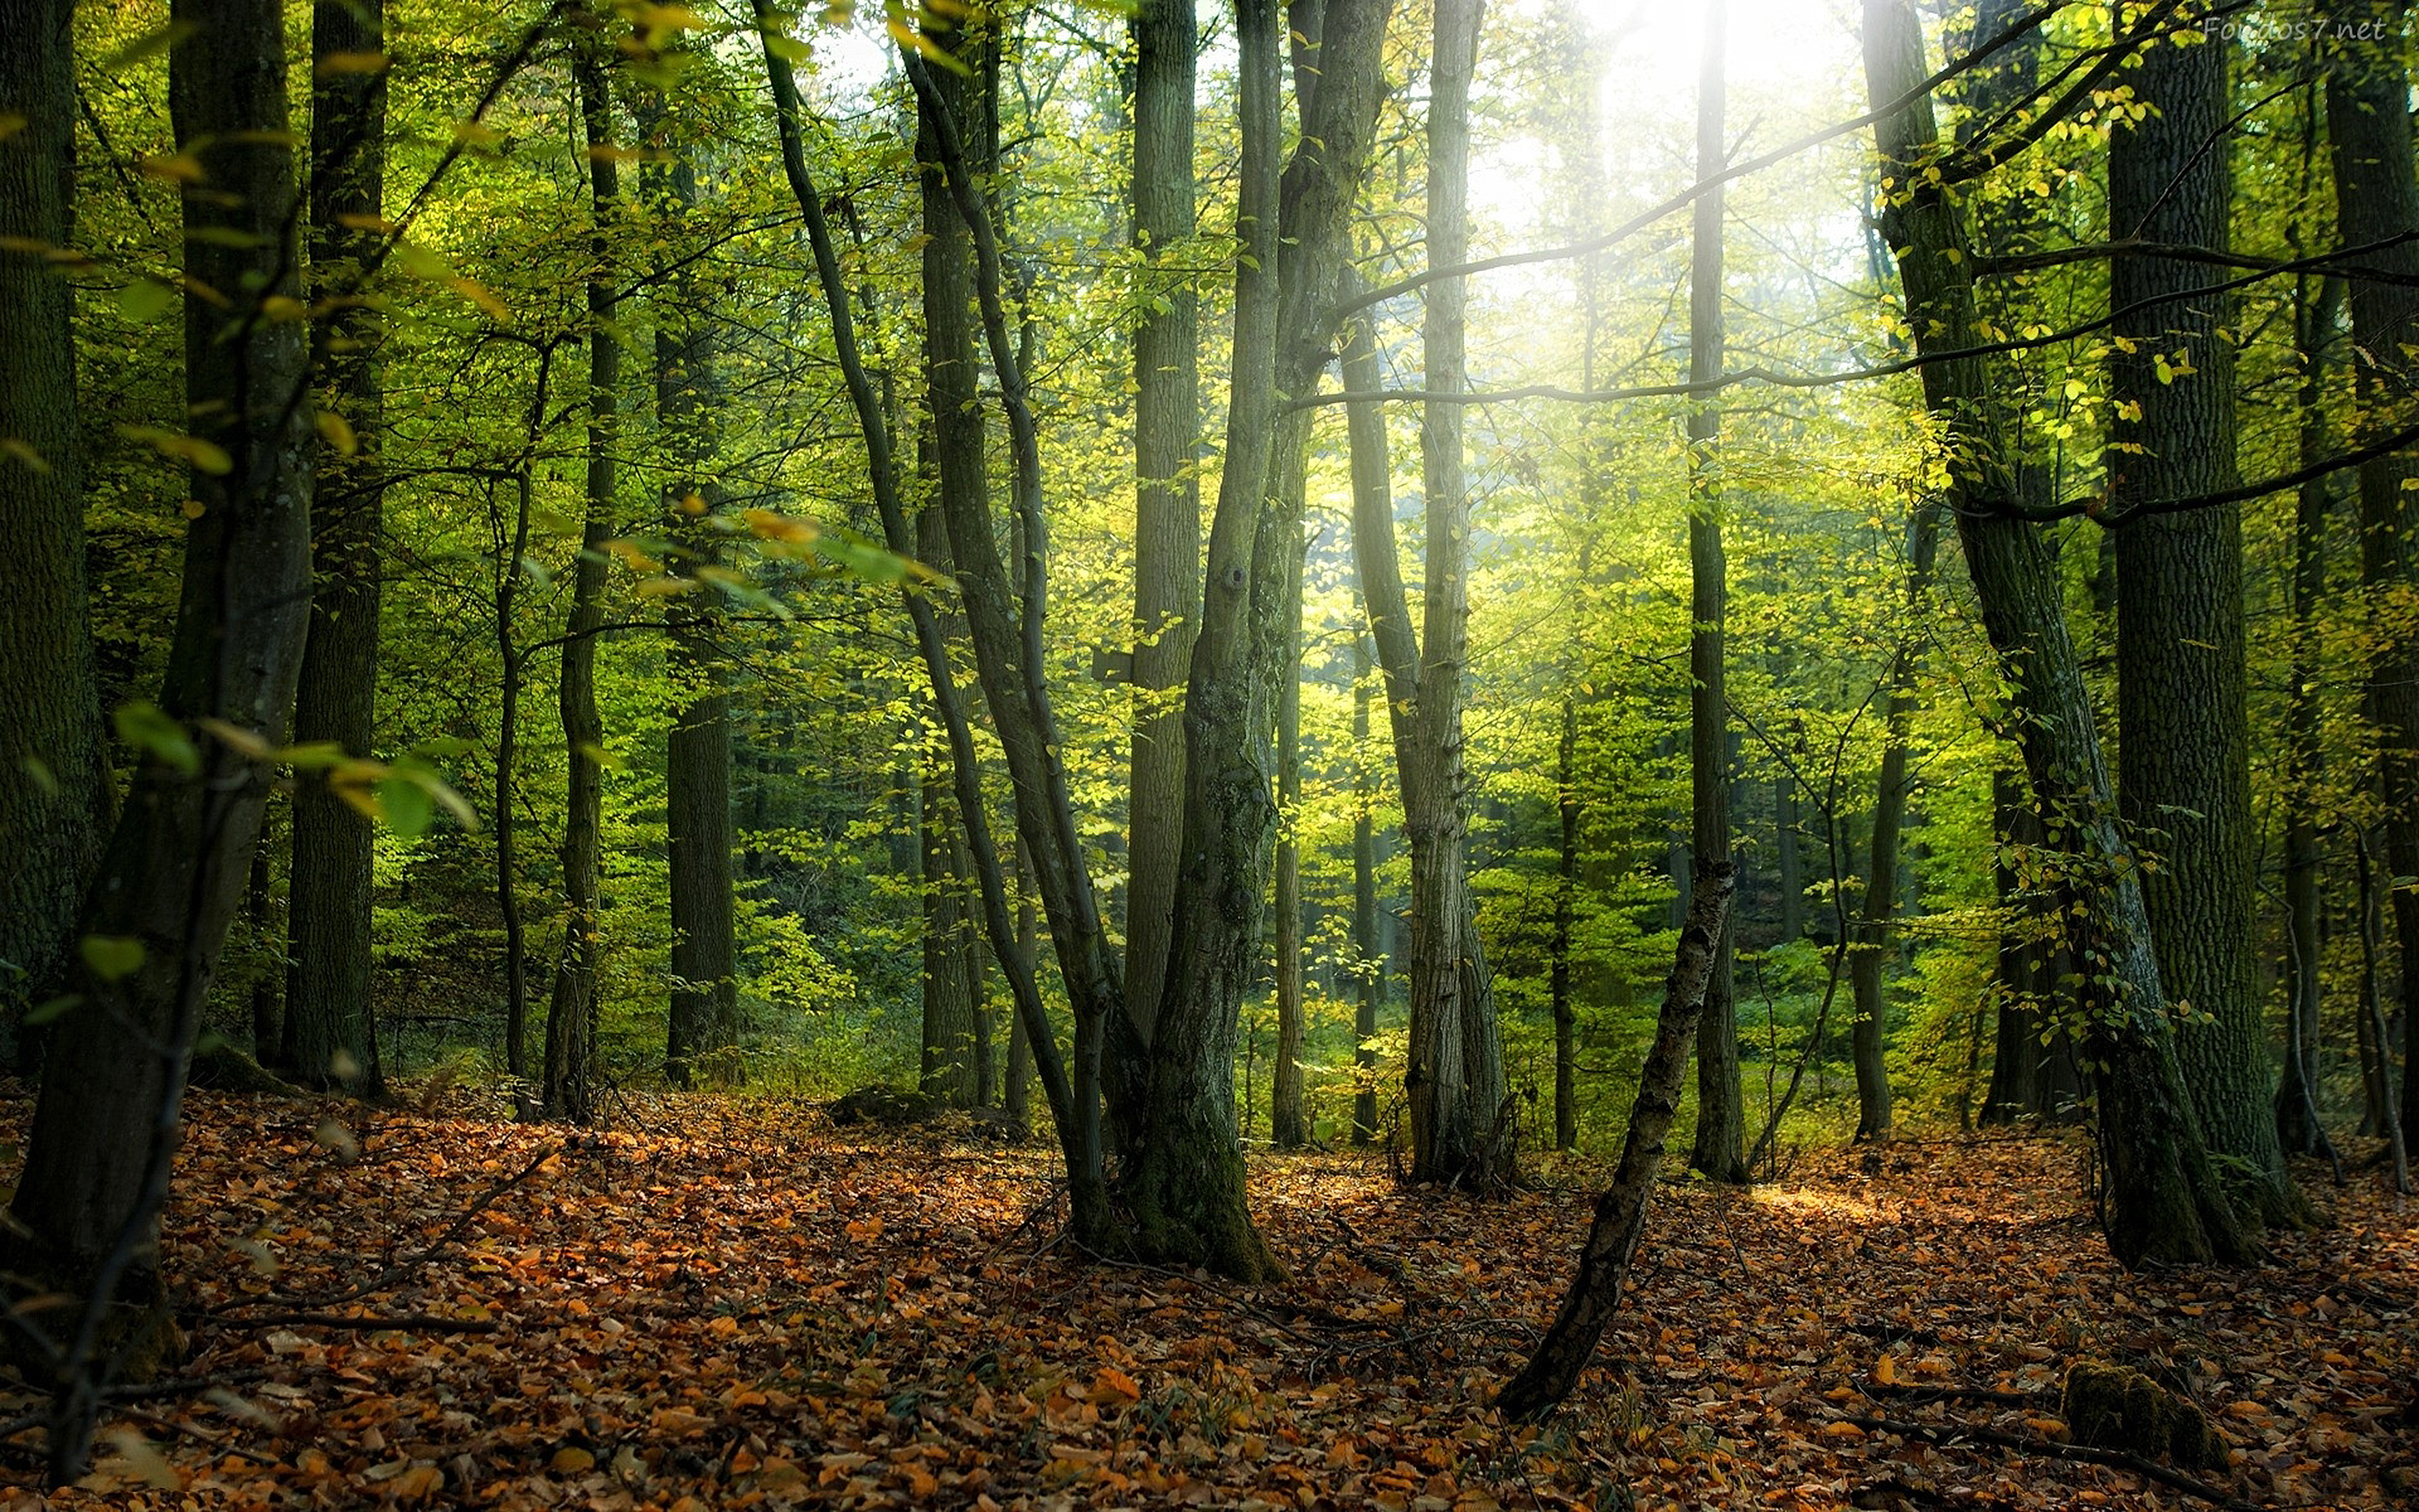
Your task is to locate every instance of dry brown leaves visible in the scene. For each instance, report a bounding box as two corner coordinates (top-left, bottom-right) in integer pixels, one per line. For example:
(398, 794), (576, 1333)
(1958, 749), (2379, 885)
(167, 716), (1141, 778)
(1, 1093), (2410, 1511)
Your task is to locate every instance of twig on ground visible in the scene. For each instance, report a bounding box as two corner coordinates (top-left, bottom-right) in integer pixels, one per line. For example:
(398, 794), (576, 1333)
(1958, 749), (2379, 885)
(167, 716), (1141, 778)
(1842, 1412), (2261, 1511)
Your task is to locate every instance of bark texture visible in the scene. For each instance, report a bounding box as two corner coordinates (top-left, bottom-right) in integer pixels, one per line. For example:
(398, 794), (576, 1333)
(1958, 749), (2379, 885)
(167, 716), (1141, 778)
(2108, 14), (2295, 1224)
(283, 0), (387, 1092)
(0, 0), (109, 1057)
(1863, 0), (2248, 1268)
(1124, 0), (1201, 1046)
(7, 0), (314, 1470)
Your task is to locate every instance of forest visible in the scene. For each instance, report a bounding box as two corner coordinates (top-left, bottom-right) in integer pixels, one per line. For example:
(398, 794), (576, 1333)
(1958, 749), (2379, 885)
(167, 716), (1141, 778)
(1, 0), (2416, 1504)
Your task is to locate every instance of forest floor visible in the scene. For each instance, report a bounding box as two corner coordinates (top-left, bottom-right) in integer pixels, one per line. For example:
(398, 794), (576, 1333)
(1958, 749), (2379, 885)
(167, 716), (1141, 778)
(1, 1089), (2413, 1511)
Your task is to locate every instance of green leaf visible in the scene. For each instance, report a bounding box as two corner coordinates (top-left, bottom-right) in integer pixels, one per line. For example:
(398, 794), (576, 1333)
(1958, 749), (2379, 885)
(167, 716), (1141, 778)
(374, 775), (435, 839)
(119, 279), (178, 324)
(79, 935), (147, 983)
(24, 995), (82, 1027)
(118, 425), (233, 476)
(114, 700), (200, 775)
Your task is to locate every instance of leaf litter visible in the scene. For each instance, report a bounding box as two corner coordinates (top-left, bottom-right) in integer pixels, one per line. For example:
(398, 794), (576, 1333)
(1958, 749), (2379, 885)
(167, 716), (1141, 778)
(1, 1092), (2410, 1510)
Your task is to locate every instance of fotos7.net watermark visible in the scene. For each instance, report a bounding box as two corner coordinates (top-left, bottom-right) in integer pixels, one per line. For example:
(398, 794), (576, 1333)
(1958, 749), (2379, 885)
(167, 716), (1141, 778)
(2203, 13), (2396, 46)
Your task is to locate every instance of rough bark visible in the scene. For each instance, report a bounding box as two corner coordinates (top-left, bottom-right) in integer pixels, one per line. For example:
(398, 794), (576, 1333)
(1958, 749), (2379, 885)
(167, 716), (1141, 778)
(543, 38), (619, 1125)
(918, 509), (981, 1109)
(1686, 0), (1748, 1184)
(0, 0), (109, 1061)
(282, 0), (386, 1093)
(5, 0), (314, 1470)
(647, 124), (739, 1088)
(1124, 0), (1201, 1048)
(1497, 863), (1736, 1420)
(2321, 0), (2419, 1141)
(2108, 13), (2296, 1225)
(1863, 0), (2249, 1268)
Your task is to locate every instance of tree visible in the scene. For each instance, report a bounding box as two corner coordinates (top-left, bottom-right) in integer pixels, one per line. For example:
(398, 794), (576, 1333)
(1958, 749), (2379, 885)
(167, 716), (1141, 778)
(1124, 0), (1202, 1047)
(2108, 8), (2296, 1225)
(281, 0), (388, 1093)
(4, 0), (316, 1474)
(1861, 0), (2249, 1268)
(543, 28), (624, 1125)
(1685, 0), (1748, 1184)
(0, 0), (109, 1061)
(2321, 0), (2419, 1140)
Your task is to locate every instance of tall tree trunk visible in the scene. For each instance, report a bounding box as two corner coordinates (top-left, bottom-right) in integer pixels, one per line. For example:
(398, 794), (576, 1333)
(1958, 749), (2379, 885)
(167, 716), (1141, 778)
(1272, 614), (1308, 1149)
(5, 0), (315, 1472)
(2109, 12), (2296, 1225)
(2278, 270), (2342, 1157)
(1775, 775), (1802, 943)
(1863, 0), (2249, 1268)
(0, 0), (110, 1066)
(494, 474), (533, 1080)
(1553, 696), (1579, 1150)
(918, 505), (982, 1108)
(1353, 634), (1381, 1147)
(1124, 0), (1201, 1047)
(2321, 0), (2419, 1141)
(543, 37), (620, 1125)
(283, 0), (386, 1092)
(759, 3), (1095, 1237)
(1848, 501), (1940, 1143)
(647, 126), (738, 1088)
(1686, 0), (1747, 1184)
(1497, 864), (1736, 1420)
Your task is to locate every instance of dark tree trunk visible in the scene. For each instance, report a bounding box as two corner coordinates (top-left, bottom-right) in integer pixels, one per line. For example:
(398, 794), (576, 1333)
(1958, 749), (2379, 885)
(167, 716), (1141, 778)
(543, 38), (619, 1125)
(1863, 0), (2248, 1268)
(5, 0), (315, 1473)
(2321, 0), (2419, 1141)
(0, 0), (110, 1064)
(1686, 0), (1747, 1185)
(647, 127), (738, 1088)
(1775, 775), (1802, 943)
(2278, 271), (2342, 1158)
(2354, 836), (2412, 1188)
(918, 506), (981, 1109)
(283, 0), (386, 1093)
(2108, 13), (2296, 1225)
(1497, 864), (1736, 1420)
(1124, 0), (1202, 1048)
(493, 472), (534, 1082)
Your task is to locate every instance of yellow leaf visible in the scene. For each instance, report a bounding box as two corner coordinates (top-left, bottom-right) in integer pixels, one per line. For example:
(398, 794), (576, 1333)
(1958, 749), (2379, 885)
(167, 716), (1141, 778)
(317, 410), (358, 456)
(844, 1215), (883, 1243)
(119, 424), (233, 475)
(549, 1446), (595, 1472)
(447, 276), (511, 324)
(1873, 1354), (1897, 1386)
(313, 51), (388, 76)
(744, 507), (818, 543)
(1091, 1366), (1142, 1405)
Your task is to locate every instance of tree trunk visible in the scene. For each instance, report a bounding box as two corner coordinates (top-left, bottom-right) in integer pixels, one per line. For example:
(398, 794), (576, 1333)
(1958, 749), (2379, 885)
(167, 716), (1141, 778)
(1775, 776), (1802, 944)
(1848, 500), (1940, 1143)
(1862, 0), (2249, 1268)
(1553, 696), (1579, 1150)
(1272, 609), (1308, 1149)
(1497, 863), (1736, 1420)
(0, 0), (110, 1068)
(543, 38), (619, 1125)
(647, 124), (738, 1089)
(283, 0), (386, 1093)
(2321, 0), (2419, 1141)
(1353, 634), (1381, 1147)
(1686, 0), (1747, 1185)
(2279, 270), (2342, 1158)
(493, 475), (533, 1081)
(2354, 835), (2412, 1189)
(2108, 14), (2296, 1225)
(1124, 0), (1201, 1048)
(5, 0), (315, 1472)
(918, 504), (982, 1109)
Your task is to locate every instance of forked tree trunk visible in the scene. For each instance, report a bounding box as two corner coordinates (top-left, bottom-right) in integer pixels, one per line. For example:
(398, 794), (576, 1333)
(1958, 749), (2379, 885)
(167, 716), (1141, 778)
(0, 0), (111, 1067)
(6, 0), (315, 1474)
(283, 0), (387, 1093)
(1863, 0), (2248, 1268)
(1497, 863), (1736, 1419)
(1686, 0), (1747, 1184)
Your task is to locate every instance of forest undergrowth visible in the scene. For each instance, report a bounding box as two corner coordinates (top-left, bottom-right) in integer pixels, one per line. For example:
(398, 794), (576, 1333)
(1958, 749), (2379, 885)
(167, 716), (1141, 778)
(3, 1090), (2411, 1511)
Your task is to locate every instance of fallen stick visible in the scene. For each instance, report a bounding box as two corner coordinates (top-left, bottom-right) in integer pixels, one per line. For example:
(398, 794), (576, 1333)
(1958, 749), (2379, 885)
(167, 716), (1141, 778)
(1841, 1413), (2259, 1511)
